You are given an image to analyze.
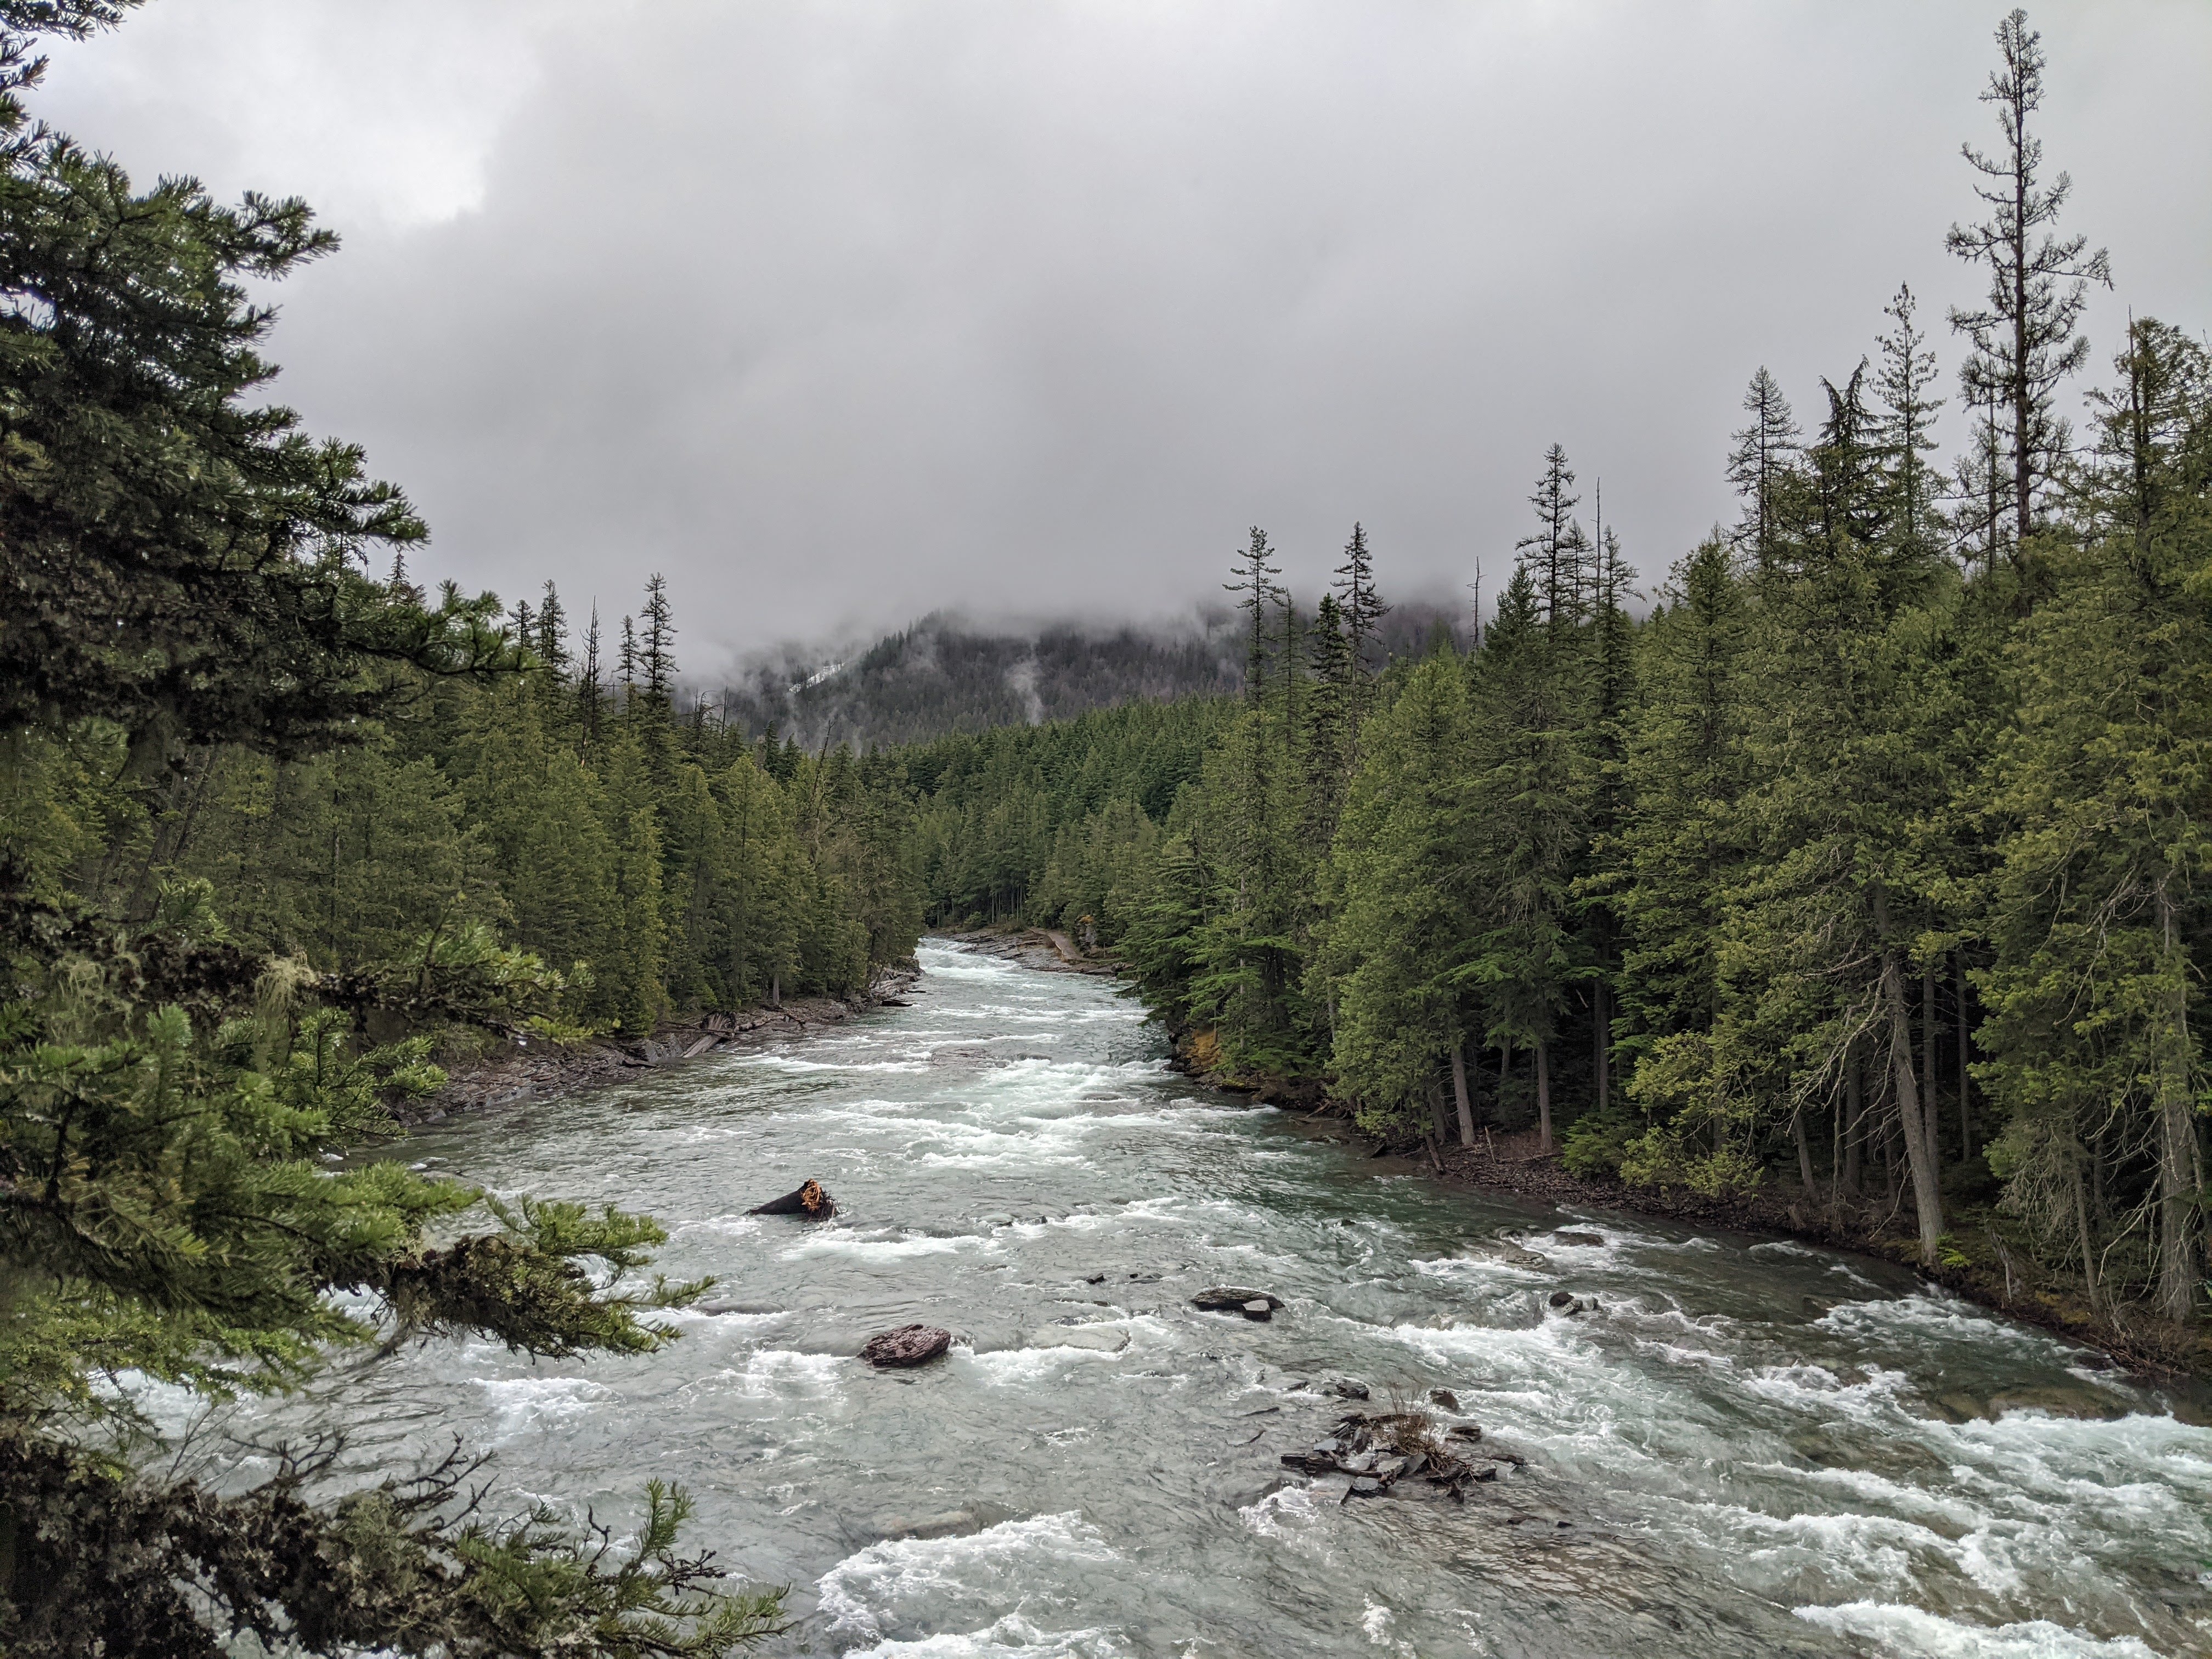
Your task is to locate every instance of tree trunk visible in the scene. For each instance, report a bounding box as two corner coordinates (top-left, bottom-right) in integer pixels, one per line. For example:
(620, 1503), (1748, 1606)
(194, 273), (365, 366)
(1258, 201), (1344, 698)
(770, 974), (781, 1010)
(1955, 952), (1973, 1162)
(1535, 1041), (1553, 1153)
(1593, 981), (1610, 1111)
(1842, 1043), (1863, 1197)
(1450, 1039), (1476, 1148)
(1881, 949), (1946, 1267)
(2154, 887), (2200, 1322)
(1922, 963), (1941, 1170)
(2072, 1148), (2101, 1313)
(1427, 1081), (1450, 1143)
(1793, 1108), (1817, 1197)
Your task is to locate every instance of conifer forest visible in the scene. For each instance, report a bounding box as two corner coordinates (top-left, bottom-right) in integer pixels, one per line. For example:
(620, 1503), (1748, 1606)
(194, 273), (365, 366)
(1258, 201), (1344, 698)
(1, 4), (2206, 1656)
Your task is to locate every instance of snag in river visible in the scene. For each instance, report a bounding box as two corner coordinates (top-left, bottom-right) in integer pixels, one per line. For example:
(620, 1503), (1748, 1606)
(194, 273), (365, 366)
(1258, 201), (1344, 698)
(749, 1178), (838, 1218)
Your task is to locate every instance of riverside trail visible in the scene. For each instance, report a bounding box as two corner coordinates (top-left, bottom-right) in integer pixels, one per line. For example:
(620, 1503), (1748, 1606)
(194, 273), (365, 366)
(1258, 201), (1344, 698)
(186, 940), (2211, 1657)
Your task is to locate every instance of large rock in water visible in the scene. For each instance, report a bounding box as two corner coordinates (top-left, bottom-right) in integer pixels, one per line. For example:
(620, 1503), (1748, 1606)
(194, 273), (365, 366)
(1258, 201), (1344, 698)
(1192, 1286), (1284, 1313)
(749, 1179), (838, 1219)
(859, 1324), (951, 1368)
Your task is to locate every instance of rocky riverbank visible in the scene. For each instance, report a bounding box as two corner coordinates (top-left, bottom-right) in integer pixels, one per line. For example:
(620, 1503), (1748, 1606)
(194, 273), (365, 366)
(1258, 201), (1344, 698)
(398, 961), (921, 1125)
(1357, 1113), (2212, 1389)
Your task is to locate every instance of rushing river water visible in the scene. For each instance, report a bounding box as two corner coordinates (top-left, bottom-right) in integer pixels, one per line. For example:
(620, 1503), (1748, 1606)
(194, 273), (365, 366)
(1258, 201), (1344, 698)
(215, 941), (2210, 1657)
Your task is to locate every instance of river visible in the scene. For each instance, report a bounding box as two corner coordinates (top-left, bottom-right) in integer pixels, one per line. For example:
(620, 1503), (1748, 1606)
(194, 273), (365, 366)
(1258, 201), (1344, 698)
(218, 941), (2210, 1657)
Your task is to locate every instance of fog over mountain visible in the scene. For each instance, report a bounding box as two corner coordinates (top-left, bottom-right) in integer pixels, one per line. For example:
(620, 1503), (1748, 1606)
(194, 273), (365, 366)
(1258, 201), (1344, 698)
(37, 2), (2212, 664)
(710, 599), (1474, 751)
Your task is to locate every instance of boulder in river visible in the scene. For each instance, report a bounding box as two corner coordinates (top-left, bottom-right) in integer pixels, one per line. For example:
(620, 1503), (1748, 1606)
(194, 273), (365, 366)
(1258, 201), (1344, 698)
(1551, 1231), (1606, 1248)
(1242, 1300), (1274, 1322)
(1330, 1379), (1370, 1401)
(749, 1178), (838, 1219)
(1429, 1387), (1460, 1412)
(859, 1324), (951, 1367)
(1192, 1286), (1284, 1313)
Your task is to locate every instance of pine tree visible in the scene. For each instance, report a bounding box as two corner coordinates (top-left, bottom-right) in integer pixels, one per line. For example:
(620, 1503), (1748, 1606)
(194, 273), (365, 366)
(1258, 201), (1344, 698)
(1464, 568), (1584, 1151)
(1874, 284), (1946, 567)
(577, 602), (606, 744)
(1516, 445), (1583, 628)
(1324, 653), (1480, 1141)
(1226, 527), (1284, 703)
(537, 579), (572, 676)
(1944, 6), (2111, 575)
(1330, 522), (1390, 702)
(1979, 320), (2209, 1319)
(642, 572), (678, 713)
(1726, 368), (1803, 571)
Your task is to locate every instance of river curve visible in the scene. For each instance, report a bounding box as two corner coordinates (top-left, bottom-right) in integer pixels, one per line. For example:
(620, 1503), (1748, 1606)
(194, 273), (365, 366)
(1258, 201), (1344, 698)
(215, 941), (2211, 1657)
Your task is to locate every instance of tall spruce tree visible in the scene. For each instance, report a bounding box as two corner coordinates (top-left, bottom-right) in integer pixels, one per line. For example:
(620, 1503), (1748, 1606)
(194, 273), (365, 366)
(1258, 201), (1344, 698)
(1944, 6), (2111, 577)
(1727, 368), (1803, 572)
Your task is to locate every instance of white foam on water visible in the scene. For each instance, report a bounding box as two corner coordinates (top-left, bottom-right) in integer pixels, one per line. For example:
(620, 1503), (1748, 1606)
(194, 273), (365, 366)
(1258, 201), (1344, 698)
(815, 1511), (1118, 1642)
(736, 1055), (930, 1075)
(1739, 1359), (1920, 1420)
(1817, 1292), (2073, 1358)
(1792, 1601), (2164, 1658)
(470, 1373), (617, 1435)
(1768, 1461), (1989, 1532)
(1238, 1480), (1322, 1541)
(1749, 1239), (1827, 1259)
(964, 1340), (1129, 1387)
(839, 1615), (1123, 1658)
(681, 1348), (845, 1402)
(782, 1230), (994, 1261)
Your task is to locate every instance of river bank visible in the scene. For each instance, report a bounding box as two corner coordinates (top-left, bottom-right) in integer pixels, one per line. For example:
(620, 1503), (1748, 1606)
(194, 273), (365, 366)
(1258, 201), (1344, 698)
(399, 960), (922, 1125)
(1408, 1125), (2212, 1392)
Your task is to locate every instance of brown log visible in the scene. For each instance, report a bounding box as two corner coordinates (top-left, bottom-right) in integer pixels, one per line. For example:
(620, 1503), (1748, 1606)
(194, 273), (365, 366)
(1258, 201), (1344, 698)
(749, 1178), (838, 1219)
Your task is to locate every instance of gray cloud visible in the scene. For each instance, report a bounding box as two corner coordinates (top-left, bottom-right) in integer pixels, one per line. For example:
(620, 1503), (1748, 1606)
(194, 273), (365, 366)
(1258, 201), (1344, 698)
(40, 1), (2212, 667)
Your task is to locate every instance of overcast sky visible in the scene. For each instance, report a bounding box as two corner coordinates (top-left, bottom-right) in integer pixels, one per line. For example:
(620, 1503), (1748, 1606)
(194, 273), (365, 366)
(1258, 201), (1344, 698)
(39, 1), (2212, 667)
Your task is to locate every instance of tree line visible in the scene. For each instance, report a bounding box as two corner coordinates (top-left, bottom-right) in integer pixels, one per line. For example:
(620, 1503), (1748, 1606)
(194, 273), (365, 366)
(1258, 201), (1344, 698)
(919, 13), (2209, 1333)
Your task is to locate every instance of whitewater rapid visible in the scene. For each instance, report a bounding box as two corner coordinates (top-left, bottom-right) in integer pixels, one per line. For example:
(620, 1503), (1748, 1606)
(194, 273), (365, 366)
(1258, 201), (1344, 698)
(210, 941), (2211, 1657)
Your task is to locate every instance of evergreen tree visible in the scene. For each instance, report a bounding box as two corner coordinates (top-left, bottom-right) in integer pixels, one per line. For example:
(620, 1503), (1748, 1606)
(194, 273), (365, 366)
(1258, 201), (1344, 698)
(1226, 527), (1284, 702)
(1331, 522), (1390, 706)
(1516, 444), (1584, 628)
(1727, 368), (1803, 571)
(1463, 569), (1584, 1151)
(1324, 654), (1480, 1140)
(1979, 320), (2209, 1319)
(1945, 6), (2111, 574)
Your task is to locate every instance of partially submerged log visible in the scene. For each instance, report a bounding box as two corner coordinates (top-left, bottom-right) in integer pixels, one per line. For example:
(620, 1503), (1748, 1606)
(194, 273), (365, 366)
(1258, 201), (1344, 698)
(859, 1324), (952, 1368)
(749, 1179), (838, 1219)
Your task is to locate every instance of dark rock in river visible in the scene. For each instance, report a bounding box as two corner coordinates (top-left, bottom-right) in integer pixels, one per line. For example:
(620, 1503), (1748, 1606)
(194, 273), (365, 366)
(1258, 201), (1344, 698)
(1192, 1286), (1284, 1312)
(859, 1324), (951, 1367)
(1548, 1290), (1576, 1309)
(1242, 1300), (1273, 1322)
(1429, 1387), (1460, 1412)
(750, 1178), (838, 1219)
(1551, 1231), (1606, 1248)
(1330, 1379), (1370, 1400)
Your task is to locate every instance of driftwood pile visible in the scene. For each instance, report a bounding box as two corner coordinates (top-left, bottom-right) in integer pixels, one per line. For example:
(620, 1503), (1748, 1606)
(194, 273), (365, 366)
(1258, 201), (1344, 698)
(1280, 1409), (1526, 1504)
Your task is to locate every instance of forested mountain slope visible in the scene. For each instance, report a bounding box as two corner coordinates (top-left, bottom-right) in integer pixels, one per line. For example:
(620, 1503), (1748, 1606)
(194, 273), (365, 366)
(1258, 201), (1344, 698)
(712, 603), (1469, 753)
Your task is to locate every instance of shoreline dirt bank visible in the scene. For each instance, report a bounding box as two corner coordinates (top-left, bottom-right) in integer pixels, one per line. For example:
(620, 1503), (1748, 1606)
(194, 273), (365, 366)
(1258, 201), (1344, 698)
(399, 960), (921, 1125)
